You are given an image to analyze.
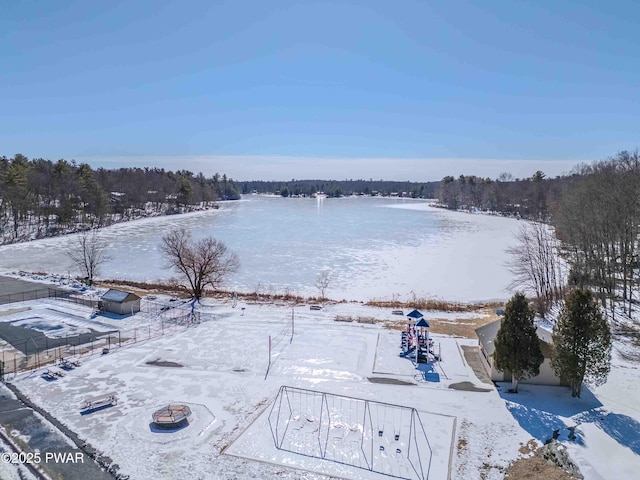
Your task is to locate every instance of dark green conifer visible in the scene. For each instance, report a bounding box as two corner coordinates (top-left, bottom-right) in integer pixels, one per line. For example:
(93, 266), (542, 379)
(494, 292), (544, 393)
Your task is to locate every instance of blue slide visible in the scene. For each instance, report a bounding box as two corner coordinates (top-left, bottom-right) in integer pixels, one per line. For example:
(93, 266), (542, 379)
(400, 346), (416, 357)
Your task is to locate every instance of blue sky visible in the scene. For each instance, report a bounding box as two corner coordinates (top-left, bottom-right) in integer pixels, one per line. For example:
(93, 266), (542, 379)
(1, 0), (638, 181)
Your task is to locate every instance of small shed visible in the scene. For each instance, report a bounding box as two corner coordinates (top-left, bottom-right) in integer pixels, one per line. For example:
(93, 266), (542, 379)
(101, 289), (141, 315)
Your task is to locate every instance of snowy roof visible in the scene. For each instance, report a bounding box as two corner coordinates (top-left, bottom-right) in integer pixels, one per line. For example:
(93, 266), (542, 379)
(475, 320), (502, 356)
(476, 319), (553, 358)
(102, 289), (141, 303)
(407, 309), (424, 319)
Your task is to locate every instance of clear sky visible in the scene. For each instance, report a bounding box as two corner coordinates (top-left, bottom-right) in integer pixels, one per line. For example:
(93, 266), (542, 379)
(1, 0), (638, 181)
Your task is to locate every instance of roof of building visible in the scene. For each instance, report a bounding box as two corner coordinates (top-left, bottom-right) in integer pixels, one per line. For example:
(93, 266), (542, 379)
(407, 309), (424, 319)
(475, 320), (502, 356)
(102, 289), (141, 303)
(476, 319), (553, 358)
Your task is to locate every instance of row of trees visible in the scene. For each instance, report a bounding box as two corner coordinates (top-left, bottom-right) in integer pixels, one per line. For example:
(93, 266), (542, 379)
(495, 291), (611, 398)
(241, 179), (439, 198)
(0, 154), (240, 243)
(438, 171), (559, 219)
(554, 151), (640, 317)
(438, 150), (639, 320)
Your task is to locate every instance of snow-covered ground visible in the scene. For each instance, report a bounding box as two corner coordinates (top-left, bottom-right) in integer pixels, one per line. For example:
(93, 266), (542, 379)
(3, 297), (638, 480)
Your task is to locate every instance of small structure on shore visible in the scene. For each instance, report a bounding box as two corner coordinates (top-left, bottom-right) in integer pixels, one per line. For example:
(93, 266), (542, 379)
(101, 289), (141, 315)
(152, 404), (192, 429)
(476, 320), (564, 386)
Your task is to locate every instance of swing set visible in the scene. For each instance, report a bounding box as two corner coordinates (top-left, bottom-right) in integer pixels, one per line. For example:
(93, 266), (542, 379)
(268, 385), (433, 480)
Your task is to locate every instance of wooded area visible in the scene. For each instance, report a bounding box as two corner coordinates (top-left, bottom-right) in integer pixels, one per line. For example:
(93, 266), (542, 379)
(438, 150), (640, 319)
(240, 179), (440, 198)
(0, 154), (240, 244)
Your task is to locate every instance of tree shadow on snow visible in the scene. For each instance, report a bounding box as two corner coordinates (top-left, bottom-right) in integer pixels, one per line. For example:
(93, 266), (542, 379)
(574, 409), (640, 456)
(497, 383), (603, 445)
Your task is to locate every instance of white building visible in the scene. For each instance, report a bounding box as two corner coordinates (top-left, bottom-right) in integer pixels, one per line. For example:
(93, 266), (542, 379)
(476, 319), (566, 386)
(101, 289), (141, 315)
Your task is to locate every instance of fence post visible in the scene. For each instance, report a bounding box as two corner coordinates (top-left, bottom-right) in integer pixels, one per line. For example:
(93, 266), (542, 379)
(265, 335), (272, 380)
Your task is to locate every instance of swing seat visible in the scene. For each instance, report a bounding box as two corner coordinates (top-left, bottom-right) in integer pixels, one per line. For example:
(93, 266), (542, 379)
(378, 430), (383, 437)
(395, 434), (400, 441)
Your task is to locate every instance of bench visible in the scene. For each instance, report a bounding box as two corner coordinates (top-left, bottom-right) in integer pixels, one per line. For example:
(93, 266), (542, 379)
(81, 392), (118, 411)
(357, 317), (376, 324)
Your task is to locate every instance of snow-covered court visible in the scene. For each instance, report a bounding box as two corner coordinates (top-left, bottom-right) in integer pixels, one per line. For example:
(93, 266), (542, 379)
(3, 298), (640, 480)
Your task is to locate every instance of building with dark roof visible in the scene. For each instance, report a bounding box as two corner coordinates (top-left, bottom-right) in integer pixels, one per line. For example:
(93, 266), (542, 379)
(101, 289), (141, 315)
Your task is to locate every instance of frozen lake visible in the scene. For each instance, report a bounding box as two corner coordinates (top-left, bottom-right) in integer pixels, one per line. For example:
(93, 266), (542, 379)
(0, 196), (522, 302)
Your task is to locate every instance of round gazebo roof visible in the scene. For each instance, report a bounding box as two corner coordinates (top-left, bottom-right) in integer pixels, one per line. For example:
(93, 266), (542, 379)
(152, 404), (192, 427)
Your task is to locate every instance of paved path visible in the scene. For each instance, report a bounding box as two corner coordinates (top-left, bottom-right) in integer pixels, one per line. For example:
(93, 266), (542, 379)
(460, 345), (494, 385)
(0, 383), (117, 480)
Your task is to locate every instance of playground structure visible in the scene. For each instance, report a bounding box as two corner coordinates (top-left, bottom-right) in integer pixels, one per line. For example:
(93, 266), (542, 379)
(268, 385), (432, 480)
(401, 326), (438, 363)
(152, 404), (192, 429)
(401, 310), (440, 365)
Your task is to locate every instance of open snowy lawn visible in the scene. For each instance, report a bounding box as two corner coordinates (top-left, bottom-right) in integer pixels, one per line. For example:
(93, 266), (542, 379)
(6, 301), (639, 480)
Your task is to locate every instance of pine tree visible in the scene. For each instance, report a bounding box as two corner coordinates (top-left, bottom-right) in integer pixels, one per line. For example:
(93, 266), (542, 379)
(494, 293), (544, 393)
(552, 289), (612, 397)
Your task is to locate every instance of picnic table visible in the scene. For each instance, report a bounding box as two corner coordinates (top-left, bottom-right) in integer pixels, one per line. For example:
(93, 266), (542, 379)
(81, 392), (118, 411)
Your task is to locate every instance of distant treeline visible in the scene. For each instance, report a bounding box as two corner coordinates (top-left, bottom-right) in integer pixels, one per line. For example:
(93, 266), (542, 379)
(437, 150), (640, 317)
(437, 170), (564, 220)
(0, 154), (240, 242)
(240, 179), (440, 198)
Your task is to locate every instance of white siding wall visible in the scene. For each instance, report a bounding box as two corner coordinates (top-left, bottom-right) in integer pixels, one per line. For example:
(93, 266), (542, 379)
(521, 359), (562, 386)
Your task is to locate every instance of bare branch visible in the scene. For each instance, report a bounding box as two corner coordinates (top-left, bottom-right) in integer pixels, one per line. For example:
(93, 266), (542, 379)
(160, 228), (239, 300)
(67, 230), (110, 285)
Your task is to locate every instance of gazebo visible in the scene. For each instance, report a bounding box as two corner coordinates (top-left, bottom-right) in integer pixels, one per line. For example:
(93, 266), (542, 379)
(152, 404), (192, 429)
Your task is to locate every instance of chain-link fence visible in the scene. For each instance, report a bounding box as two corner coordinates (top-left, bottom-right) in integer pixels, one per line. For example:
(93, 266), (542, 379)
(0, 292), (213, 381)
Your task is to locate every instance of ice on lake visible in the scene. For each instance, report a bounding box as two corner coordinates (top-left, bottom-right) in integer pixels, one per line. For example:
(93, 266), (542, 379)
(0, 196), (523, 302)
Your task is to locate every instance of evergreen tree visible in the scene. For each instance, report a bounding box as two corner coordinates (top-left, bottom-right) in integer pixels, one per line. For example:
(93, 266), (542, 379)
(552, 289), (612, 397)
(494, 293), (544, 393)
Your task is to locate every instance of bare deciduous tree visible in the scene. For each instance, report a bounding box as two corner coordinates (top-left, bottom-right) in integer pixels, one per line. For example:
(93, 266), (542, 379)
(160, 228), (239, 300)
(67, 230), (110, 285)
(315, 270), (332, 300)
(506, 222), (566, 315)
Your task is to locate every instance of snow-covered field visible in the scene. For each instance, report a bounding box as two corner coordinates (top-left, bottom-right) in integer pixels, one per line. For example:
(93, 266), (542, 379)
(3, 297), (638, 480)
